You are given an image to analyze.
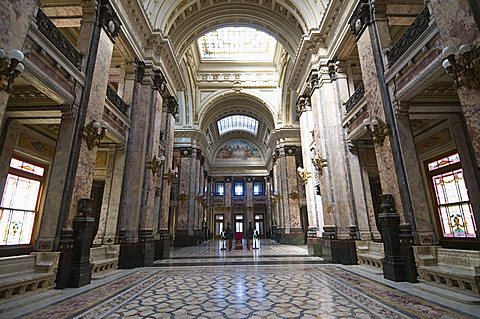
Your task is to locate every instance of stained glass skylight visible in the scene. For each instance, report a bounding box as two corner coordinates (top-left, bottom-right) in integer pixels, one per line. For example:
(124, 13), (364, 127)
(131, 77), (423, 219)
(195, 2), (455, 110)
(197, 27), (277, 62)
(217, 115), (258, 135)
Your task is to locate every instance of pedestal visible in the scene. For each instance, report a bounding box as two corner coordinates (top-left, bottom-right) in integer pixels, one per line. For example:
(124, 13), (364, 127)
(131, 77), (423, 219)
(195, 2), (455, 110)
(307, 237), (322, 256)
(154, 232), (171, 260)
(138, 229), (155, 266)
(55, 229), (74, 289)
(379, 194), (406, 282)
(174, 230), (198, 247)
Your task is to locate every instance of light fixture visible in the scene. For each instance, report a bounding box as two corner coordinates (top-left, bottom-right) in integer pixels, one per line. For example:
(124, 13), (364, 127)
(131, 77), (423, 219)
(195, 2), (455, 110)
(83, 120), (107, 150)
(442, 44), (480, 90)
(311, 153), (328, 175)
(146, 155), (163, 175)
(0, 48), (25, 93)
(363, 117), (390, 146)
(166, 168), (178, 183)
(297, 167), (312, 182)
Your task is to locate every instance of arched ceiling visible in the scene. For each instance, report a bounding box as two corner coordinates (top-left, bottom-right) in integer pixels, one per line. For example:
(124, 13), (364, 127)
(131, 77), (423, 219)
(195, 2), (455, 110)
(199, 92), (275, 155)
(143, 0), (330, 58)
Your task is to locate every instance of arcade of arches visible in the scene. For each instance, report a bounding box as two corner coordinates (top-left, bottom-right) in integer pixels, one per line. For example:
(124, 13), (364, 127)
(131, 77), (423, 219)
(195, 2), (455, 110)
(1, 0), (480, 317)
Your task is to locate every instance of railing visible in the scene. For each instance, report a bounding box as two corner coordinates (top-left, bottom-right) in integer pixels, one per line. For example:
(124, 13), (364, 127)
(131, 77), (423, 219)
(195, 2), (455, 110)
(36, 9), (83, 69)
(344, 83), (365, 113)
(106, 86), (129, 115)
(387, 7), (430, 66)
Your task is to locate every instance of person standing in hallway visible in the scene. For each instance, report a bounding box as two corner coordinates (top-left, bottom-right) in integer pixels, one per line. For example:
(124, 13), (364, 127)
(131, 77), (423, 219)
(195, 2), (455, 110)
(247, 222), (254, 250)
(225, 223), (233, 251)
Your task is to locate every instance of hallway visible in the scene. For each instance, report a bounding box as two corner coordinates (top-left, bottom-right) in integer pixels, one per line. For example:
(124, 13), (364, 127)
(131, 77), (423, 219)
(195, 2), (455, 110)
(3, 242), (479, 319)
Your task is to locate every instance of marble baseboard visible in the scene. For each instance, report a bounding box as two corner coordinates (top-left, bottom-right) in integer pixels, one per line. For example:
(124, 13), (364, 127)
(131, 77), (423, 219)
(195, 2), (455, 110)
(320, 238), (357, 265)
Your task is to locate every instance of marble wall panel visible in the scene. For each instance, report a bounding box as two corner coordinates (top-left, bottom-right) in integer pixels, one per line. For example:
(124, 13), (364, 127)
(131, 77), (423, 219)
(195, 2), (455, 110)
(177, 156), (191, 230)
(356, 29), (406, 224)
(66, 31), (114, 229)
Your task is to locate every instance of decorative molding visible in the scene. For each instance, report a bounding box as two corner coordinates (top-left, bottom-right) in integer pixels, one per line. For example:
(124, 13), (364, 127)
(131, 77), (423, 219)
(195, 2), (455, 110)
(36, 9), (83, 69)
(348, 0), (370, 39)
(99, 0), (122, 42)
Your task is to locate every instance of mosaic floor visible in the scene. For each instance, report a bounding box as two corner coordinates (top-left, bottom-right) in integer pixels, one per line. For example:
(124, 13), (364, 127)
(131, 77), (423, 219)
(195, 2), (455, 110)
(5, 242), (480, 318)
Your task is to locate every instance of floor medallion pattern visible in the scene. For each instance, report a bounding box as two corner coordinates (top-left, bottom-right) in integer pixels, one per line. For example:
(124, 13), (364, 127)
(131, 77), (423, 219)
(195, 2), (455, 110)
(20, 264), (472, 319)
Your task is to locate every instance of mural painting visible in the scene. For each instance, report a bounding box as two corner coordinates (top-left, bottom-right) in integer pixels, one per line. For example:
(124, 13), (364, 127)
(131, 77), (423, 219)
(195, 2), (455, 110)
(216, 139), (261, 161)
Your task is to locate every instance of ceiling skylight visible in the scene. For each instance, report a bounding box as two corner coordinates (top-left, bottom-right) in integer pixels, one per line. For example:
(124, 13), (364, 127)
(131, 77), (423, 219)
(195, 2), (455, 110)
(217, 115), (259, 135)
(197, 27), (277, 62)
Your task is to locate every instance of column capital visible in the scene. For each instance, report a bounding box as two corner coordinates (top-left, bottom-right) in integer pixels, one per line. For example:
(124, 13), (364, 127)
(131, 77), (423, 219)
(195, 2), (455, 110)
(284, 145), (298, 156)
(153, 69), (167, 96)
(166, 96), (178, 115)
(348, 0), (370, 39)
(99, 0), (122, 43)
(296, 95), (312, 115)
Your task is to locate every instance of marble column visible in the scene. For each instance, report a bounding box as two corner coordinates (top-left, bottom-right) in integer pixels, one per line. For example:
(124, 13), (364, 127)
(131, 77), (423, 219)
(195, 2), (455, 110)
(54, 0), (120, 287)
(351, 2), (406, 227)
(36, 110), (75, 251)
(310, 83), (336, 235)
(429, 0), (480, 169)
(276, 146), (303, 244)
(138, 76), (165, 259)
(117, 62), (154, 268)
(396, 112), (436, 244)
(297, 96), (322, 255)
(246, 177), (254, 223)
(156, 97), (177, 257)
(0, 0), (39, 130)
(0, 123), (19, 203)
(174, 147), (193, 246)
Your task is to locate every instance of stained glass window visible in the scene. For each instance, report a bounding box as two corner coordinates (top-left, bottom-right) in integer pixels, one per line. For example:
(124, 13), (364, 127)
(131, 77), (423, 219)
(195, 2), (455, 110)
(428, 154), (476, 239)
(197, 27), (277, 62)
(10, 158), (45, 176)
(0, 158), (44, 245)
(217, 115), (258, 135)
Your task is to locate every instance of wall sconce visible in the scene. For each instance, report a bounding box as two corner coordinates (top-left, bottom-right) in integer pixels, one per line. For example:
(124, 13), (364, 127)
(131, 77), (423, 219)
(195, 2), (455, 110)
(0, 48), (25, 93)
(270, 194), (282, 203)
(311, 155), (328, 174)
(146, 154), (165, 175)
(297, 167), (312, 182)
(83, 120), (107, 150)
(288, 191), (299, 200)
(166, 168), (178, 183)
(363, 117), (390, 147)
(442, 44), (480, 90)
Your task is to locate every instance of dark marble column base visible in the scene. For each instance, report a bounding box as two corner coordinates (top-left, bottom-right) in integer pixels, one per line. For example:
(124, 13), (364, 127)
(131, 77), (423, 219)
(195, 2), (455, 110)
(118, 240), (155, 268)
(55, 229), (74, 289)
(174, 231), (198, 247)
(320, 238), (357, 265)
(278, 232), (304, 245)
(154, 234), (171, 260)
(69, 213), (95, 288)
(307, 237), (322, 256)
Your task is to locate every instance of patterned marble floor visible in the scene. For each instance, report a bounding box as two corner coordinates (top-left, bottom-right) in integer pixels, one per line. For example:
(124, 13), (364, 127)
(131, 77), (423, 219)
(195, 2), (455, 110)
(4, 242), (480, 318)
(16, 264), (476, 319)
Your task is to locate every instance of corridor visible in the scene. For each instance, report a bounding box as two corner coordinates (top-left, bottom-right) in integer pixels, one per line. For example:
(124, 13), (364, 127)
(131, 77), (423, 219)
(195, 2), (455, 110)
(3, 241), (479, 319)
